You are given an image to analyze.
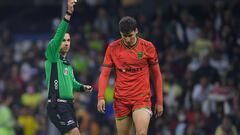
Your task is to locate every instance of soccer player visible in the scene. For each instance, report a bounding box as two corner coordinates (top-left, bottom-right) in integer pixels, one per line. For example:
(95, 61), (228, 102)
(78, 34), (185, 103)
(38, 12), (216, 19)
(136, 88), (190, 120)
(97, 16), (163, 135)
(45, 0), (92, 135)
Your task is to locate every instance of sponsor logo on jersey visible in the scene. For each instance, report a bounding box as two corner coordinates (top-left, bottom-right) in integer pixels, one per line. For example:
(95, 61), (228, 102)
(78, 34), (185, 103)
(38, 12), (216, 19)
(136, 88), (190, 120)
(119, 67), (143, 73)
(67, 120), (75, 125)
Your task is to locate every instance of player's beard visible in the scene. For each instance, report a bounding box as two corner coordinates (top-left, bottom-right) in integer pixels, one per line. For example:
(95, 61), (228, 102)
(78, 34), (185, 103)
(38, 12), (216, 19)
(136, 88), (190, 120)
(60, 47), (69, 55)
(125, 41), (133, 46)
(125, 38), (137, 46)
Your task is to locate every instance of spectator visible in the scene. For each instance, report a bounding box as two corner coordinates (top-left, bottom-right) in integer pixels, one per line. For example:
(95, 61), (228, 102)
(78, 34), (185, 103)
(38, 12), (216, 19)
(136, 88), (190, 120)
(214, 115), (238, 135)
(0, 95), (16, 135)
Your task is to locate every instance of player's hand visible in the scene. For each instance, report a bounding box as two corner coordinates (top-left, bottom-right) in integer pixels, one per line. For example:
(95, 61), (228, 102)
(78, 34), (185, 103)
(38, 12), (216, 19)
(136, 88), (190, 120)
(97, 99), (105, 113)
(154, 104), (163, 118)
(67, 0), (76, 14)
(83, 85), (93, 94)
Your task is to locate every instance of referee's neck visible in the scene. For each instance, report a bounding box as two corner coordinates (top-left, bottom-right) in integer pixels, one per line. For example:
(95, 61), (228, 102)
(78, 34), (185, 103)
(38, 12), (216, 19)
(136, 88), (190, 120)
(60, 53), (67, 58)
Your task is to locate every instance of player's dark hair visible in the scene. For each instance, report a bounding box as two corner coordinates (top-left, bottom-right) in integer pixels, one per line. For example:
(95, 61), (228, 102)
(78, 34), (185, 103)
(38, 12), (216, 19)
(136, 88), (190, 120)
(65, 32), (70, 35)
(119, 16), (137, 34)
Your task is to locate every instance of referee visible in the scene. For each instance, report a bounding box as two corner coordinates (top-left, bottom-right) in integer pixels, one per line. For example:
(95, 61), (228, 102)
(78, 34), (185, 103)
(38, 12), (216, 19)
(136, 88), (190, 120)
(45, 0), (92, 135)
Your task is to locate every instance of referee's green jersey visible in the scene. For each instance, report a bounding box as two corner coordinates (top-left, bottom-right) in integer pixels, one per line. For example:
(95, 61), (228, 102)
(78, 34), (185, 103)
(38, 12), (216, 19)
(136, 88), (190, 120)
(45, 19), (82, 100)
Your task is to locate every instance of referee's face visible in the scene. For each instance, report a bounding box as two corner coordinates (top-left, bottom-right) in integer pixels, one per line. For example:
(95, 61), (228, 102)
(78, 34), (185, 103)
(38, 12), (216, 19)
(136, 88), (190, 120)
(60, 33), (71, 54)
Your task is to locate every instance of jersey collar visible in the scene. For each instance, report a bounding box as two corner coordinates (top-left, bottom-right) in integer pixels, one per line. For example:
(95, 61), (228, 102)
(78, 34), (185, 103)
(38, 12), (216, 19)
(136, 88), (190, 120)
(60, 55), (71, 65)
(121, 37), (139, 50)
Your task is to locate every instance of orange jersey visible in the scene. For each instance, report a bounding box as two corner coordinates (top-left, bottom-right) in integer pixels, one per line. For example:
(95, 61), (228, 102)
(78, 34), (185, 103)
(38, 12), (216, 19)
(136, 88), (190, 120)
(102, 37), (159, 101)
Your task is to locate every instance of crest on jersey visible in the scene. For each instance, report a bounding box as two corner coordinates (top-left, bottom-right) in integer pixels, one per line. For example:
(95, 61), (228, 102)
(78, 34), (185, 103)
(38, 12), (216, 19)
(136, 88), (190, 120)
(137, 52), (143, 59)
(64, 68), (69, 75)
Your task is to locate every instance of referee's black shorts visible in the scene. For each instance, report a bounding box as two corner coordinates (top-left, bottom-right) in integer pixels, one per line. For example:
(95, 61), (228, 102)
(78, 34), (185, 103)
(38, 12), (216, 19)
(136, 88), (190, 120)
(47, 101), (78, 134)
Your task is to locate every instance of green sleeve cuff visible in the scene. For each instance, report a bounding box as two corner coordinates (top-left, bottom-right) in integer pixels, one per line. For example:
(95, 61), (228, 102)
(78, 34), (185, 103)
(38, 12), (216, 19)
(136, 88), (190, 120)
(63, 17), (70, 23)
(79, 84), (84, 92)
(73, 80), (84, 92)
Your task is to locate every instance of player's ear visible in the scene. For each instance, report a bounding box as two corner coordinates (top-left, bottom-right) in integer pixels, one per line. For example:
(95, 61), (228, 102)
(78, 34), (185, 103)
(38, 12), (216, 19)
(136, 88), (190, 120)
(120, 32), (124, 37)
(135, 28), (138, 34)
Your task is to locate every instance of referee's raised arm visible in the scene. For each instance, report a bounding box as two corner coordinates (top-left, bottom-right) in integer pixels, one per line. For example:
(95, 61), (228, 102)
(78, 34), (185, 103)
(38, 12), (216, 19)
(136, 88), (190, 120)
(45, 0), (75, 61)
(64, 0), (75, 22)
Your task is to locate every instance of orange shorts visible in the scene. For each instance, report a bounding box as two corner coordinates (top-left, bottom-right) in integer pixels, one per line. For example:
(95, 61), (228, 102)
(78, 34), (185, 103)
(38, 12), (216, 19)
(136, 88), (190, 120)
(113, 97), (152, 119)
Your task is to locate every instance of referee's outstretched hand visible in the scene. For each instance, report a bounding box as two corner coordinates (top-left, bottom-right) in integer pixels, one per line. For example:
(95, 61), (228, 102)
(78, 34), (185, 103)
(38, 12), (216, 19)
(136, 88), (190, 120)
(97, 99), (105, 113)
(67, 0), (76, 14)
(83, 85), (93, 94)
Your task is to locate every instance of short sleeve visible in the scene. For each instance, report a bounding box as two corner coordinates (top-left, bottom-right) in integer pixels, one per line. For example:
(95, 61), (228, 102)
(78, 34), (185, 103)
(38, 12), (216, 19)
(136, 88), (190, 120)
(148, 42), (159, 65)
(102, 45), (113, 67)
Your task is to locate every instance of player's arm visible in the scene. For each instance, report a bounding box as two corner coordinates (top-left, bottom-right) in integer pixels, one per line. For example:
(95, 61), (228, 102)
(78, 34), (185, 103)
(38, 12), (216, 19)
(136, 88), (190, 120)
(45, 0), (75, 61)
(150, 64), (163, 105)
(148, 42), (163, 118)
(97, 66), (111, 113)
(98, 67), (111, 100)
(97, 45), (113, 113)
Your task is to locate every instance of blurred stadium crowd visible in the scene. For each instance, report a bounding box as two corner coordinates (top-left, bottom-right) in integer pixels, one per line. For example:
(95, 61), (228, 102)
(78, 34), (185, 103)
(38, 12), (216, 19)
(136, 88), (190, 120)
(0, 0), (240, 135)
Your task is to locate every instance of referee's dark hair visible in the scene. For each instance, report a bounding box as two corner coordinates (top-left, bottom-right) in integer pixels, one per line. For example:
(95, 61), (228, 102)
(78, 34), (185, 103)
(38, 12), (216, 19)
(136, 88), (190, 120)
(119, 16), (137, 34)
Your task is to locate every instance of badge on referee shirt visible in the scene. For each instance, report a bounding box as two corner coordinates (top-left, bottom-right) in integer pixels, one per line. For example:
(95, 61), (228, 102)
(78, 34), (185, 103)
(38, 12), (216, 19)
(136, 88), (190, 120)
(137, 52), (143, 59)
(64, 68), (69, 75)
